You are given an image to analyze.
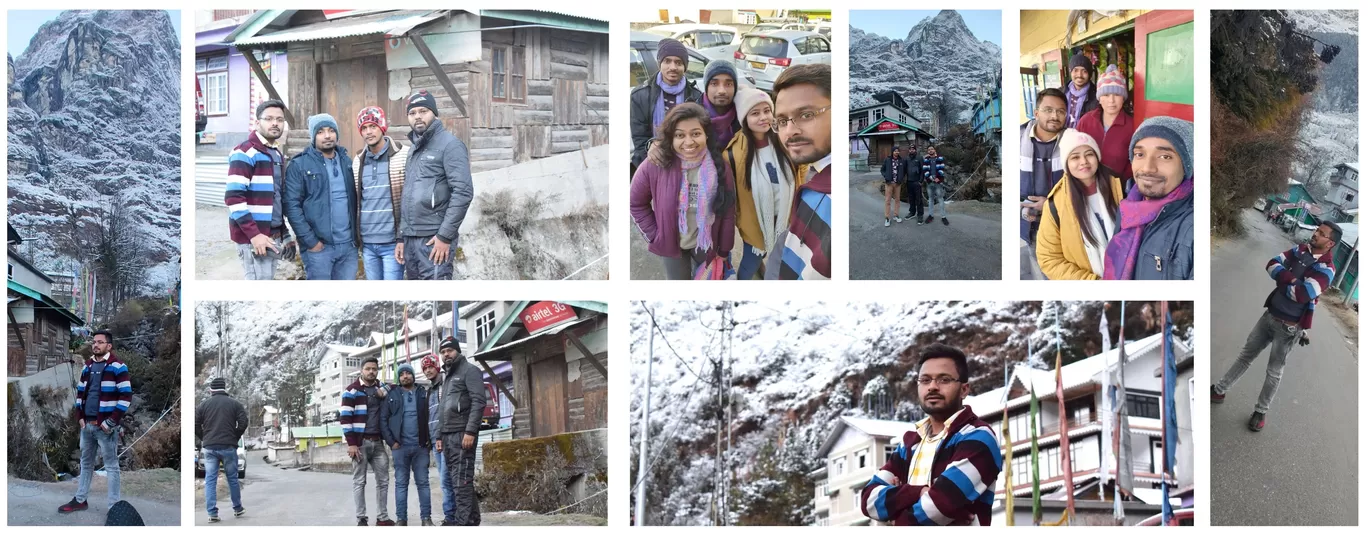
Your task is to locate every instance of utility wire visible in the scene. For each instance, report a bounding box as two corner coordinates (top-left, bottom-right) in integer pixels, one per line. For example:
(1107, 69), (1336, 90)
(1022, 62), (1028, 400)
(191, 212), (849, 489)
(642, 304), (715, 385)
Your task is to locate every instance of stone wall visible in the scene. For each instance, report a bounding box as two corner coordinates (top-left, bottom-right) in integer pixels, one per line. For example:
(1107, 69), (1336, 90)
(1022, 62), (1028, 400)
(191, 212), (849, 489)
(475, 428), (607, 517)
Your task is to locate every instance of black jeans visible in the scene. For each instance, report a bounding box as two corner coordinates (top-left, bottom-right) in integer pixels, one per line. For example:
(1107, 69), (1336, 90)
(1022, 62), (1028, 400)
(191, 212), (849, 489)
(905, 181), (924, 219)
(442, 432), (481, 525)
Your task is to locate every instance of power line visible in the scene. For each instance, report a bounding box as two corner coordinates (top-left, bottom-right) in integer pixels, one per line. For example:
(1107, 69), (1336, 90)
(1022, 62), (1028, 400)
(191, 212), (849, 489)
(641, 304), (715, 385)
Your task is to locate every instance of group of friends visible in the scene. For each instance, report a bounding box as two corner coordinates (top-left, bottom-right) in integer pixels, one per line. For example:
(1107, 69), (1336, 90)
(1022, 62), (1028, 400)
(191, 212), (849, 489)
(225, 91), (474, 281)
(879, 145), (949, 228)
(629, 38), (833, 280)
(1020, 54), (1195, 280)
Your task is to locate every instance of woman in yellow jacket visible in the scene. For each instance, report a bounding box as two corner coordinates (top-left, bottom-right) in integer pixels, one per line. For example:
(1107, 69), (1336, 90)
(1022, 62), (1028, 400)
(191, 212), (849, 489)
(723, 86), (806, 279)
(1035, 129), (1124, 280)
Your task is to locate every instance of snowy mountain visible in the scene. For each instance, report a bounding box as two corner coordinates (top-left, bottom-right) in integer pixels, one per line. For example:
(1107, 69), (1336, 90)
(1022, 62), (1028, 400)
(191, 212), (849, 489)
(1290, 10), (1358, 193)
(6, 10), (181, 294)
(1289, 9), (1358, 36)
(849, 10), (1001, 128)
(629, 301), (1192, 526)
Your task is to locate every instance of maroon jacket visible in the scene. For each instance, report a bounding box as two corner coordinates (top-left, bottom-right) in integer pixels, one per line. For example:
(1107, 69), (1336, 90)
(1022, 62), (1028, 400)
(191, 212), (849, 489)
(1075, 108), (1135, 180)
(629, 158), (737, 259)
(860, 406), (1002, 526)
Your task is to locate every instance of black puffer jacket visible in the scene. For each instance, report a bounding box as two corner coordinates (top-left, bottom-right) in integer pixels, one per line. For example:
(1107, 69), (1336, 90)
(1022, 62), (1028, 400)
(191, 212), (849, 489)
(196, 392), (248, 450)
(439, 358), (487, 435)
(630, 78), (703, 169)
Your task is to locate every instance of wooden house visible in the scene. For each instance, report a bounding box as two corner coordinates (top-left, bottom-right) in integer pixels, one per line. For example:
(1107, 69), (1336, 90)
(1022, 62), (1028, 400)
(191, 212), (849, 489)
(7, 223), (83, 377)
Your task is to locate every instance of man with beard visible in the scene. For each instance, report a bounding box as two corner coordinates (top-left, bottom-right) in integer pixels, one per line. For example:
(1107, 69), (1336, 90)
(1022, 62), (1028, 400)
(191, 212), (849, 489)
(396, 91), (474, 280)
(1213, 221), (1340, 431)
(59, 330), (132, 514)
(642, 59), (744, 169)
(284, 113), (360, 280)
(352, 106), (408, 280)
(438, 338), (486, 525)
(1102, 116), (1194, 280)
(765, 64), (833, 280)
(902, 145), (923, 222)
(1061, 53), (1099, 129)
(380, 364), (433, 525)
(341, 358), (394, 526)
(1020, 89), (1066, 251)
(630, 39), (702, 171)
(922, 146), (949, 226)
(421, 354), (457, 525)
(860, 344), (1001, 525)
(226, 100), (292, 279)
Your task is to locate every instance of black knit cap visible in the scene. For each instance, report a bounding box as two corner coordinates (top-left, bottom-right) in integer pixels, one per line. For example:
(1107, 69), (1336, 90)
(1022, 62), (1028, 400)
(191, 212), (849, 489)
(439, 336), (460, 353)
(210, 377), (227, 391)
(408, 90), (439, 117)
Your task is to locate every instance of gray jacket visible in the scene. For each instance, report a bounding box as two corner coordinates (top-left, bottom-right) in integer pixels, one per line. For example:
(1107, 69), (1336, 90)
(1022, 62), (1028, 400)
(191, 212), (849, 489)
(195, 392), (248, 450)
(401, 120), (474, 244)
(440, 358), (487, 435)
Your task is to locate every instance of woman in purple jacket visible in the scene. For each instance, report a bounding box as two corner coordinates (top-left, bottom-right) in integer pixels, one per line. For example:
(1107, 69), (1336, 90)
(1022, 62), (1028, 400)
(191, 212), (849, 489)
(630, 103), (737, 279)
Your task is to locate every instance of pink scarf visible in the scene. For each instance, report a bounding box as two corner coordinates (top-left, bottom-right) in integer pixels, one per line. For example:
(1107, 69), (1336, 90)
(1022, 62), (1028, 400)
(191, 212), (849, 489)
(678, 153), (718, 253)
(1103, 178), (1194, 279)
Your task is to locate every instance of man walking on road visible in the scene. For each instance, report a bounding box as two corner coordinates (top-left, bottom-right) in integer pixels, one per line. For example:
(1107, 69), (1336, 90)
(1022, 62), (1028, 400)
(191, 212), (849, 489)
(196, 377), (248, 522)
(342, 357), (394, 526)
(881, 147), (907, 227)
(352, 106), (408, 280)
(60, 330), (132, 514)
(1212, 221), (1340, 431)
(226, 100), (292, 279)
(397, 91), (474, 280)
(284, 113), (360, 280)
(381, 364), (433, 526)
(439, 338), (487, 526)
(922, 146), (949, 226)
(422, 354), (457, 524)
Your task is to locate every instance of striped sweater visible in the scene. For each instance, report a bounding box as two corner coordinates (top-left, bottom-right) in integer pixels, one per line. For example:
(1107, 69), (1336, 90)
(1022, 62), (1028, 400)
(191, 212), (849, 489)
(72, 353), (133, 425)
(769, 156), (831, 280)
(922, 155), (947, 183)
(351, 137), (409, 242)
(340, 379), (388, 446)
(861, 406), (1002, 526)
(226, 132), (285, 244)
(1265, 244), (1336, 329)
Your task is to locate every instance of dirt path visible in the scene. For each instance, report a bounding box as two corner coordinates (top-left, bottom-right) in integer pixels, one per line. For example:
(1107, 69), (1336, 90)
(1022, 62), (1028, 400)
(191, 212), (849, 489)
(8, 469), (180, 526)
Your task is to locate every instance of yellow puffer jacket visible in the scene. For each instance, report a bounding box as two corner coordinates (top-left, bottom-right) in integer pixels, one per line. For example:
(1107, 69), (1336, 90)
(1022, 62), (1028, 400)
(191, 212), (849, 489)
(723, 131), (806, 251)
(1035, 175), (1124, 280)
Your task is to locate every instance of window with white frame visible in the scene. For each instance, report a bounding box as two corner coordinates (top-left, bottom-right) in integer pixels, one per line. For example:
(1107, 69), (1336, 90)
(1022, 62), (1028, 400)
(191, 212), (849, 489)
(883, 444), (898, 465)
(856, 448), (870, 469)
(1009, 412), (1032, 441)
(853, 492), (861, 512)
(475, 310), (496, 346)
(196, 55), (229, 115)
(831, 456), (846, 477)
(874, 108), (884, 121)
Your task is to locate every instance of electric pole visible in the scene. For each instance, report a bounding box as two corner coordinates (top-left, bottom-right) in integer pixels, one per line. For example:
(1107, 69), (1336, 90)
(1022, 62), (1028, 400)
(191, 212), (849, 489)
(635, 325), (653, 525)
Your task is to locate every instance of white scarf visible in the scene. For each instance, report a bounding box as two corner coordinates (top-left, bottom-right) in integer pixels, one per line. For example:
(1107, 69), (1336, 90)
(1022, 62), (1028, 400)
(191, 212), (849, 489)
(750, 144), (794, 253)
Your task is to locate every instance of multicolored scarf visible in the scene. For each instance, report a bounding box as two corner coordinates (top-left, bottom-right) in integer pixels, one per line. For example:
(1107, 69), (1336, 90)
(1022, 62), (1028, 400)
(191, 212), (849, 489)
(1103, 178), (1194, 280)
(652, 72), (688, 131)
(678, 153), (718, 253)
(1066, 82), (1091, 128)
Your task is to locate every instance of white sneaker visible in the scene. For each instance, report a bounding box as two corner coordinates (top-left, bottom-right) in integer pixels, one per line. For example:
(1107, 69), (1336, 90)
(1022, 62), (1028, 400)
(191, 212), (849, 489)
(894, 217), (903, 223)
(884, 219), (890, 227)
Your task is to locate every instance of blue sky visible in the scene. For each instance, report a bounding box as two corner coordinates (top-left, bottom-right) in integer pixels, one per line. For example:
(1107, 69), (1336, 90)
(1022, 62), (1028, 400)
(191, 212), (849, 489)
(850, 10), (1000, 46)
(8, 10), (181, 58)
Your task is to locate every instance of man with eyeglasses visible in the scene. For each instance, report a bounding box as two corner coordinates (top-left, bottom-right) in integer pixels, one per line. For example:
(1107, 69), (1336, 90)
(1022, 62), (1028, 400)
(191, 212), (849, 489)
(922, 146), (949, 226)
(284, 113), (360, 280)
(60, 330), (132, 514)
(226, 100), (294, 280)
(860, 344), (1000, 525)
(1020, 89), (1067, 257)
(765, 64), (832, 280)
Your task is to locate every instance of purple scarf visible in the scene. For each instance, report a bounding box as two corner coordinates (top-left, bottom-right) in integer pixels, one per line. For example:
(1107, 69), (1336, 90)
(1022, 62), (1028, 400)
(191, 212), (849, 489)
(1066, 82), (1091, 128)
(704, 98), (737, 143)
(1103, 178), (1194, 280)
(653, 73), (688, 131)
(678, 153), (719, 253)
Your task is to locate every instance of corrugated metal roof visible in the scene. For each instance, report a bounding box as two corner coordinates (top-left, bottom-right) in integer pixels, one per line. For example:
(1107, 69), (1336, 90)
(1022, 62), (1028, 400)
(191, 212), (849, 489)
(232, 10), (442, 46)
(480, 9), (608, 33)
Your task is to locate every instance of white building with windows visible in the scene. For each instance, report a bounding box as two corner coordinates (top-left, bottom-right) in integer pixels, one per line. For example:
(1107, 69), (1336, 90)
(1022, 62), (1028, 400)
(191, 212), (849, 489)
(310, 343), (365, 422)
(810, 415), (911, 526)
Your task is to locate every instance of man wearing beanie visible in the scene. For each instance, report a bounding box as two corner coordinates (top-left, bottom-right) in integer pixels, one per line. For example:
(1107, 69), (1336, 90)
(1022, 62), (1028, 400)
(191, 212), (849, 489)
(438, 337), (486, 525)
(1076, 64), (1135, 181)
(644, 59), (745, 169)
(352, 106), (409, 280)
(420, 354), (457, 524)
(226, 99), (292, 279)
(284, 113), (360, 280)
(380, 363), (434, 525)
(1102, 116), (1195, 280)
(397, 90), (474, 280)
(1060, 53), (1099, 129)
(630, 38), (702, 171)
(196, 377), (248, 522)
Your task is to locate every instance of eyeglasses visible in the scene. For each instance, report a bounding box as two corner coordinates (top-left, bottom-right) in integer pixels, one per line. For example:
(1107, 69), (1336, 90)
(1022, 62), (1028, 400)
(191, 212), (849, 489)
(916, 376), (962, 386)
(772, 106), (831, 132)
(1037, 106), (1067, 117)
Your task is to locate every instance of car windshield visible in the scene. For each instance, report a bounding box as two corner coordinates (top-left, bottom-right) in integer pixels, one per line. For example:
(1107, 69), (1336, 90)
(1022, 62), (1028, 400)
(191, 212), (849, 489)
(740, 36), (788, 58)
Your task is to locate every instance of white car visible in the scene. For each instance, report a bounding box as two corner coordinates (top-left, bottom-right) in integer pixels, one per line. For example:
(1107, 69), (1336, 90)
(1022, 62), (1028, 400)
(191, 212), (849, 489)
(643, 23), (742, 64)
(733, 30), (832, 91)
(752, 22), (807, 33)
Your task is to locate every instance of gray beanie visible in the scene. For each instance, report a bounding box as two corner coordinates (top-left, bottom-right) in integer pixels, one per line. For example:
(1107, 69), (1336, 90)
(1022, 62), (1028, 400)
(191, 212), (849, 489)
(307, 113), (339, 144)
(1130, 116), (1194, 179)
(704, 60), (739, 92)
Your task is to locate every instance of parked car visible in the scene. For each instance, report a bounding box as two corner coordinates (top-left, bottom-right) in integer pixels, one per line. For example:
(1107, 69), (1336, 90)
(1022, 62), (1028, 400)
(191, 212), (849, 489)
(809, 22), (833, 39)
(481, 382), (500, 429)
(734, 30), (832, 91)
(194, 438), (247, 479)
(643, 23), (742, 64)
(195, 78), (207, 136)
(629, 31), (756, 90)
(752, 22), (806, 33)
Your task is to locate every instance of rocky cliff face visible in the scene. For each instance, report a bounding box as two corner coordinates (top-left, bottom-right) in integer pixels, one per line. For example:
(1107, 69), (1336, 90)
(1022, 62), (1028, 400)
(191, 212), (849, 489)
(849, 10), (1001, 129)
(7, 10), (181, 292)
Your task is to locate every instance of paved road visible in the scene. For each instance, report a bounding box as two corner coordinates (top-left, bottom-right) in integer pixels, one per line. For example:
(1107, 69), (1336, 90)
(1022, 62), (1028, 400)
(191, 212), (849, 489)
(1210, 209), (1358, 526)
(849, 171), (1001, 280)
(629, 218), (745, 280)
(196, 205), (305, 280)
(8, 476), (179, 526)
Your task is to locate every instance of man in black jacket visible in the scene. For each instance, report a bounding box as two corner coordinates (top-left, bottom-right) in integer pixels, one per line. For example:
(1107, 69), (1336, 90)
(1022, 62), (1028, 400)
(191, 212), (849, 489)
(396, 90), (474, 280)
(380, 364), (433, 526)
(438, 337), (487, 526)
(630, 38), (702, 172)
(195, 378), (248, 523)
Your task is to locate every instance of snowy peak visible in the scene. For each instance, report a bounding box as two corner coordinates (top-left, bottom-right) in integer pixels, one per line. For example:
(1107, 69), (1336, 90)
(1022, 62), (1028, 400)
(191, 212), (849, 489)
(1289, 9), (1358, 36)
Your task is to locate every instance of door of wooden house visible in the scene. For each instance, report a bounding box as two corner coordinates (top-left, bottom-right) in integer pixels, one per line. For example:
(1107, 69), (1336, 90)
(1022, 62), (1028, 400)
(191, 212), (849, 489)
(529, 356), (567, 437)
(1134, 11), (1195, 124)
(317, 55), (403, 152)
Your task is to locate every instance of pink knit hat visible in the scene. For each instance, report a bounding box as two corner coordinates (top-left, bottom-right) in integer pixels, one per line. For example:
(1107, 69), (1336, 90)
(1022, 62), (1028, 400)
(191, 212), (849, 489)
(1059, 128), (1101, 162)
(1097, 64), (1128, 99)
(356, 106), (388, 134)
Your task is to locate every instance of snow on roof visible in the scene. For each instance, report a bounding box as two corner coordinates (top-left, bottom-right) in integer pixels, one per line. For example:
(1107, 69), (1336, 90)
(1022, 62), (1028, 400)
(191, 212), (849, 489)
(1288, 178), (1303, 185)
(1337, 222), (1358, 245)
(816, 415), (910, 458)
(1345, 163), (1359, 173)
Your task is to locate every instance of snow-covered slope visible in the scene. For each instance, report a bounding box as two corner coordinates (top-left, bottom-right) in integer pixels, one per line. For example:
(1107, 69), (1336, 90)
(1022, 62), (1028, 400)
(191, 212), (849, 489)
(1290, 10), (1358, 192)
(1289, 9), (1358, 36)
(849, 10), (1001, 128)
(7, 10), (181, 291)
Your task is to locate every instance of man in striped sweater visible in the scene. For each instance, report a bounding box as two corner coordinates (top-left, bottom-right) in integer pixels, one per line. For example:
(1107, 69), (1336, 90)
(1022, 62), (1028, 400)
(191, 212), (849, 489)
(341, 357), (395, 525)
(60, 330), (133, 514)
(766, 64), (832, 280)
(1212, 221), (1340, 431)
(861, 344), (1002, 525)
(226, 100), (291, 280)
(352, 106), (408, 280)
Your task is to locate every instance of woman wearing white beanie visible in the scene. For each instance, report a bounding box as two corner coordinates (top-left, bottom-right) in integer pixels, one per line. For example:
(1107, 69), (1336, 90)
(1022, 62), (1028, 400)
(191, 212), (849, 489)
(723, 87), (805, 279)
(1034, 128), (1124, 280)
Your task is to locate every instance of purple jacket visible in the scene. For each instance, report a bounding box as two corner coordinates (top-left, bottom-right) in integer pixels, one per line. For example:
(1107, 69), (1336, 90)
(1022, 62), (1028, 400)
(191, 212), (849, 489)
(630, 159), (736, 258)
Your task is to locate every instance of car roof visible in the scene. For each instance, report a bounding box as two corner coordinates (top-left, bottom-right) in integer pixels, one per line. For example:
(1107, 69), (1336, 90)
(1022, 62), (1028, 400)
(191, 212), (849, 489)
(629, 32), (708, 56)
(647, 23), (735, 32)
(745, 30), (822, 40)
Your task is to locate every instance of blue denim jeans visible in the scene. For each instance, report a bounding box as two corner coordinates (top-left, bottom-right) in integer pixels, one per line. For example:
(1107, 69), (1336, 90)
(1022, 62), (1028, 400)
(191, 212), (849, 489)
(203, 447), (242, 516)
(435, 445), (455, 522)
(75, 422), (120, 504)
(361, 242), (403, 280)
(301, 242), (359, 280)
(393, 445), (431, 521)
(736, 244), (765, 280)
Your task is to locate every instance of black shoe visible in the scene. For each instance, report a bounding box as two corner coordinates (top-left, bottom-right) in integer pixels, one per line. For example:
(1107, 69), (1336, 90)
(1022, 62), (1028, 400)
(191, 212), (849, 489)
(421, 519), (435, 526)
(1248, 412), (1265, 432)
(208, 515), (221, 523)
(358, 517), (369, 526)
(441, 520), (457, 526)
(1210, 385), (1225, 404)
(58, 498), (88, 513)
(396, 520), (407, 526)
(942, 217), (949, 226)
(234, 507), (245, 517)
(376, 519), (396, 526)
(925, 216), (934, 224)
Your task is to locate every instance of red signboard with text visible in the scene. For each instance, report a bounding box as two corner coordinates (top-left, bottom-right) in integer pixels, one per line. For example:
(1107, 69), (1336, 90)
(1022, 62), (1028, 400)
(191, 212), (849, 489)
(521, 301), (578, 335)
(876, 120), (901, 132)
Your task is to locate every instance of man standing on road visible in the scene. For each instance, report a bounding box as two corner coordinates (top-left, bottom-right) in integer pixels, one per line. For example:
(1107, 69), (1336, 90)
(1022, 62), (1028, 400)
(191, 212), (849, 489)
(1020, 89), (1066, 250)
(195, 377), (247, 522)
(766, 64), (833, 280)
(881, 147), (906, 227)
(422, 353), (457, 525)
(630, 39), (702, 171)
(284, 113), (360, 280)
(860, 344), (1001, 525)
(439, 339), (486, 526)
(922, 146), (949, 226)
(381, 364), (433, 526)
(341, 357), (394, 526)
(226, 100), (292, 279)
(1212, 221), (1340, 431)
(1102, 116), (1195, 280)
(60, 330), (131, 514)
(397, 91), (474, 281)
(353, 106), (408, 280)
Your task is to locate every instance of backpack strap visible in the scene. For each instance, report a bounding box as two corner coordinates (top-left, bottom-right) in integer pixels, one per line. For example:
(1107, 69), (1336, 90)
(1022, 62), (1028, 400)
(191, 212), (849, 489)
(1049, 196), (1060, 228)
